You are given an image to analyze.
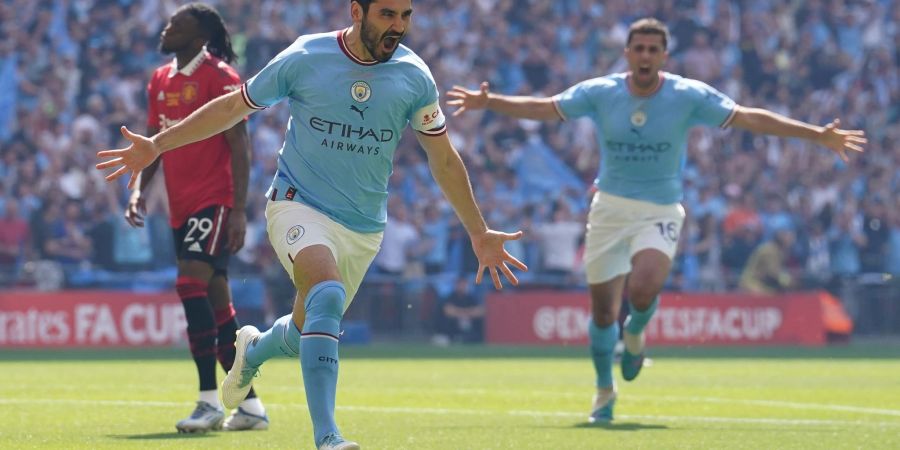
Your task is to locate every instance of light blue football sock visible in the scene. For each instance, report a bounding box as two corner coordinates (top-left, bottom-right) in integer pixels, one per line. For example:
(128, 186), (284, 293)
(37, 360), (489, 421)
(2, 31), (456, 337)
(624, 296), (659, 335)
(299, 281), (346, 447)
(245, 313), (301, 368)
(589, 320), (619, 389)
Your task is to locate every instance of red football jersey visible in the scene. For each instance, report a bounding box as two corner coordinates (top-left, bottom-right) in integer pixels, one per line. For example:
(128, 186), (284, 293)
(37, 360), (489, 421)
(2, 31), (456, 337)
(146, 51), (243, 227)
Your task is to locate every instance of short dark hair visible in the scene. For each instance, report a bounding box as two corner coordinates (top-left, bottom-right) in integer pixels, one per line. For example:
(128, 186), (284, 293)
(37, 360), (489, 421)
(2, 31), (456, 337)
(351, 0), (375, 14)
(627, 18), (670, 50)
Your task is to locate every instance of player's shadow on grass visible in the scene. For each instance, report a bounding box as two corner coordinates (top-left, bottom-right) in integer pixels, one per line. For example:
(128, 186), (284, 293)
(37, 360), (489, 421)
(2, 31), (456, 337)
(573, 421), (668, 431)
(109, 432), (217, 441)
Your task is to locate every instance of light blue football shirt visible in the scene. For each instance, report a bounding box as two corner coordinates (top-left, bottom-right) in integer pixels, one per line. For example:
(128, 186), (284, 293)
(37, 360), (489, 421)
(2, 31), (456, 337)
(242, 30), (447, 233)
(554, 72), (736, 204)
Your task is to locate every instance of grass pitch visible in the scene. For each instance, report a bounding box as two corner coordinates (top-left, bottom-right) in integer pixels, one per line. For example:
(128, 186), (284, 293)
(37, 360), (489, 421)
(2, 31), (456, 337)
(1, 344), (898, 449)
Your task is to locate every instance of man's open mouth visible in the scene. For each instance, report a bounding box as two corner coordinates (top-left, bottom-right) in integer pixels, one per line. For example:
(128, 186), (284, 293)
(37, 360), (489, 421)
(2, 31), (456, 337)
(382, 35), (401, 52)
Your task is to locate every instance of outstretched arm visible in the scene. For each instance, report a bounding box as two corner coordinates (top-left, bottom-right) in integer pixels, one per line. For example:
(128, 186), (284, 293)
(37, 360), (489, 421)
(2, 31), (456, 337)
(415, 131), (528, 289)
(447, 81), (562, 121)
(730, 106), (867, 162)
(96, 89), (256, 188)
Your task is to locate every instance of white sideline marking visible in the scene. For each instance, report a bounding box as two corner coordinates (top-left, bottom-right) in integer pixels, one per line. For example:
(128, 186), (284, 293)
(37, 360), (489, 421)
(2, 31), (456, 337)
(1, 398), (898, 428)
(379, 387), (900, 418)
(633, 394), (900, 418)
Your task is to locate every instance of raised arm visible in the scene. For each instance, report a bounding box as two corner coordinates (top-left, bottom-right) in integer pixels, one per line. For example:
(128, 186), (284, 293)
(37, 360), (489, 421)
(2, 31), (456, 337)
(730, 106), (867, 162)
(96, 88), (255, 188)
(415, 131), (528, 289)
(447, 81), (562, 121)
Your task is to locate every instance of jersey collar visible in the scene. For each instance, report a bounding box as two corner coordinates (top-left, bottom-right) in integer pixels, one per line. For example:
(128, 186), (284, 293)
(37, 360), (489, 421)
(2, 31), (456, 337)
(626, 71), (666, 97)
(168, 49), (209, 78)
(337, 29), (379, 66)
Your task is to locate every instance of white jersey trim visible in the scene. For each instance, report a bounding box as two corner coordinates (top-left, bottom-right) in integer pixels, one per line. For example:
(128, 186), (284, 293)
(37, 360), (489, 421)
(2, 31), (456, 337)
(241, 84), (266, 110)
(168, 49), (208, 78)
(551, 98), (567, 121)
(720, 106), (738, 129)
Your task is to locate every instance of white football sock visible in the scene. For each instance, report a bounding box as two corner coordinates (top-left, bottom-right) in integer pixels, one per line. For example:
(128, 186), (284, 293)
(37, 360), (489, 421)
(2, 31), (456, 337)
(240, 397), (266, 416)
(623, 330), (645, 355)
(593, 386), (617, 409)
(199, 390), (222, 409)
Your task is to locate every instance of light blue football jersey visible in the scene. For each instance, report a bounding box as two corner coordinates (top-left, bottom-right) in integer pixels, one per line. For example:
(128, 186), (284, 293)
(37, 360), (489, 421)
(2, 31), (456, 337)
(554, 72), (736, 204)
(242, 31), (447, 233)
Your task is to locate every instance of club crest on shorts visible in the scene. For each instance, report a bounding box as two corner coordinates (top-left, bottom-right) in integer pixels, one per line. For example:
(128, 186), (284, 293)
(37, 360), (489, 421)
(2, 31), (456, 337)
(631, 110), (647, 127)
(351, 81), (371, 103)
(286, 225), (305, 245)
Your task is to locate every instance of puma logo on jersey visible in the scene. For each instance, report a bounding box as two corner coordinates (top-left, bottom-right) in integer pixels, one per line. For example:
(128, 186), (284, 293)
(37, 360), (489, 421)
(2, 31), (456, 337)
(350, 104), (368, 120)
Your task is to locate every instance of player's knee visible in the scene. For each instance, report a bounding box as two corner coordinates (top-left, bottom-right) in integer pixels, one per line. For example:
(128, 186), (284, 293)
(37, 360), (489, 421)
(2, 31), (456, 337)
(175, 275), (208, 300)
(627, 279), (663, 307)
(178, 259), (214, 280)
(627, 264), (665, 295)
(303, 281), (346, 330)
(592, 309), (618, 328)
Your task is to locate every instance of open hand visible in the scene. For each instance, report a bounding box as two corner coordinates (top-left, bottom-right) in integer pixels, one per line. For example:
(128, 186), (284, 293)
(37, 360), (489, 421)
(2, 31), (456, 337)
(470, 229), (528, 289)
(96, 126), (160, 189)
(447, 81), (491, 117)
(818, 119), (866, 163)
(226, 210), (247, 253)
(124, 190), (147, 228)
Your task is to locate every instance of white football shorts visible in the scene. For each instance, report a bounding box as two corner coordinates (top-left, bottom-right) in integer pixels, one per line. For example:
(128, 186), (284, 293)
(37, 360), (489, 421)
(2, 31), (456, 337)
(583, 191), (685, 284)
(265, 200), (382, 309)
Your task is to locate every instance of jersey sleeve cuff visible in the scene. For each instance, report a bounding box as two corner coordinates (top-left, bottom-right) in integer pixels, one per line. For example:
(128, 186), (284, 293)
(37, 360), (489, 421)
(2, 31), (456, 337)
(551, 97), (567, 121)
(719, 106), (737, 129)
(241, 84), (266, 110)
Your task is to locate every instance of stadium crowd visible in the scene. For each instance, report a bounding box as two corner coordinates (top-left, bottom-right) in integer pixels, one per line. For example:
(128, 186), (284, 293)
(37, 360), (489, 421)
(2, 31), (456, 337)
(0, 0), (897, 314)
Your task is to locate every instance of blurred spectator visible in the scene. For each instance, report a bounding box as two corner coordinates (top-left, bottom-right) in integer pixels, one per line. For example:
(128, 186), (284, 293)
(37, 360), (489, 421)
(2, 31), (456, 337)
(721, 224), (760, 283)
(723, 191), (761, 238)
(693, 213), (725, 292)
(886, 203), (900, 276)
(759, 194), (794, 240)
(859, 197), (890, 274)
(739, 228), (796, 295)
(0, 199), (29, 273)
(373, 199), (420, 277)
(681, 30), (719, 82)
(829, 208), (865, 277)
(419, 203), (450, 275)
(532, 201), (583, 282)
(432, 277), (485, 346)
(800, 219), (832, 289)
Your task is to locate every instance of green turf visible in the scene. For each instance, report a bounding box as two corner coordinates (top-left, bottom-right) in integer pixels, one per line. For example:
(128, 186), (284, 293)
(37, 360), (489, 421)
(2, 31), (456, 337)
(1, 344), (899, 449)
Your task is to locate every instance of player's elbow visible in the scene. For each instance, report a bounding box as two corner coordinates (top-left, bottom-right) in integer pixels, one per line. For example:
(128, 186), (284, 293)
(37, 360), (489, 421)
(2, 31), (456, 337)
(222, 90), (255, 123)
(732, 106), (769, 131)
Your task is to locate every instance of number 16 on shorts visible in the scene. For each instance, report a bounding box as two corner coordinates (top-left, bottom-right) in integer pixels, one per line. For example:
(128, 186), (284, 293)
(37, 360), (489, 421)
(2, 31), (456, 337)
(655, 221), (679, 243)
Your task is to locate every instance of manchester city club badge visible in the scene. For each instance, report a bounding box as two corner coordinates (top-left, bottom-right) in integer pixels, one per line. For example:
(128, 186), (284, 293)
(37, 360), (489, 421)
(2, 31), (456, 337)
(286, 225), (305, 245)
(351, 81), (371, 103)
(631, 110), (647, 127)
